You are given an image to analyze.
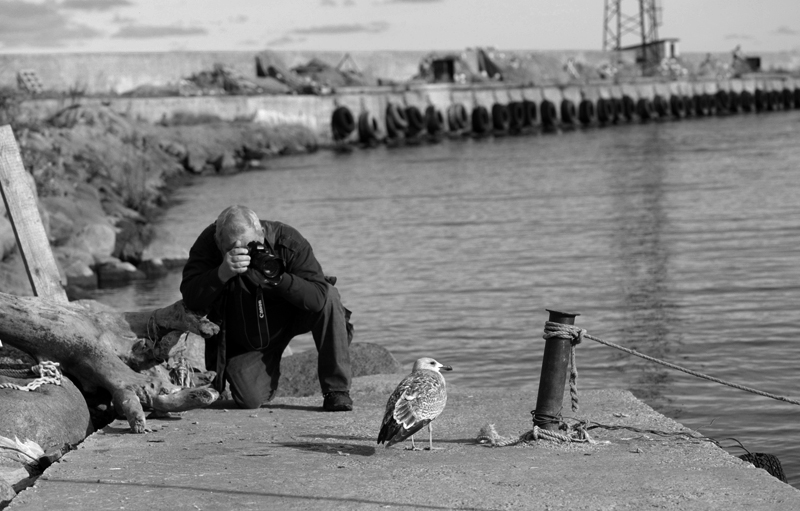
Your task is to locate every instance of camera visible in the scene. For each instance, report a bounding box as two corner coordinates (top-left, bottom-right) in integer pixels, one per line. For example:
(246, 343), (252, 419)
(246, 241), (285, 284)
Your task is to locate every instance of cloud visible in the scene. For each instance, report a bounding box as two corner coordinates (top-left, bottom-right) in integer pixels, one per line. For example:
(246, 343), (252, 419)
(266, 35), (306, 47)
(291, 21), (389, 35)
(229, 15), (248, 23)
(0, 1), (101, 48)
(321, 0), (336, 5)
(724, 33), (754, 40)
(773, 26), (798, 36)
(61, 0), (133, 11)
(112, 24), (208, 38)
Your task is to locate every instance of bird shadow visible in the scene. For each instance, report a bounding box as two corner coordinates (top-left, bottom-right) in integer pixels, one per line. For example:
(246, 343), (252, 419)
(298, 434), (375, 442)
(204, 400), (321, 412)
(274, 441), (376, 457)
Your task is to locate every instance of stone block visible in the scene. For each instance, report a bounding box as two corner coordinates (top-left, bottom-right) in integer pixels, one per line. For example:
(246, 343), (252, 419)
(276, 342), (402, 398)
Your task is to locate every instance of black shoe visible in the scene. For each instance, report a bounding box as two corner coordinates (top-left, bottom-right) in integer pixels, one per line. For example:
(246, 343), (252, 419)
(323, 391), (353, 412)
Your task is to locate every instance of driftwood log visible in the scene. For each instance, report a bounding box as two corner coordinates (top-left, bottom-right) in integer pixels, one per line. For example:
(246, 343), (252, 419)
(0, 292), (219, 433)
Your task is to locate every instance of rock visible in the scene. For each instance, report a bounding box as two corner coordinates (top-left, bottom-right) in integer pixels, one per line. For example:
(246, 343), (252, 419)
(67, 223), (117, 259)
(0, 252), (34, 297)
(45, 208), (76, 245)
(184, 149), (207, 174)
(140, 225), (189, 268)
(275, 342), (403, 398)
(0, 373), (93, 455)
(96, 259), (146, 287)
(54, 246), (97, 290)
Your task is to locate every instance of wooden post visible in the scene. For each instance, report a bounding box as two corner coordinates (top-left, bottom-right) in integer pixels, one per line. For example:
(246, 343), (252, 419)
(0, 125), (68, 302)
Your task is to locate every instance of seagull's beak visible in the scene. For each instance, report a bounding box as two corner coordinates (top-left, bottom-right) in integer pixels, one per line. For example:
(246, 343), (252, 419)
(440, 365), (453, 371)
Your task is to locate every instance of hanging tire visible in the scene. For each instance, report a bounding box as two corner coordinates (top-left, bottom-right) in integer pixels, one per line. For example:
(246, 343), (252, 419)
(621, 95), (635, 121)
(386, 102), (408, 138)
(522, 100), (537, 126)
(358, 111), (379, 143)
(754, 89), (767, 112)
(405, 105), (425, 137)
(447, 103), (468, 132)
(425, 105), (444, 135)
(331, 106), (355, 141)
(507, 102), (525, 130)
(636, 98), (654, 121)
(578, 99), (595, 125)
(728, 91), (740, 113)
(781, 88), (794, 109)
(794, 88), (800, 109)
(653, 95), (669, 117)
(560, 99), (576, 125)
(693, 94), (708, 116)
(540, 100), (557, 129)
(596, 98), (613, 124)
(740, 90), (754, 112)
(491, 103), (510, 132)
(682, 95), (694, 117)
(610, 97), (623, 123)
(769, 90), (783, 112)
(669, 95), (685, 118)
(471, 105), (491, 134)
(714, 90), (730, 114)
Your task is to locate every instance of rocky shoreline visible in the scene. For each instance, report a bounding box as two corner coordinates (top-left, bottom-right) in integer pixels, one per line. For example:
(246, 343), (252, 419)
(1, 96), (320, 299)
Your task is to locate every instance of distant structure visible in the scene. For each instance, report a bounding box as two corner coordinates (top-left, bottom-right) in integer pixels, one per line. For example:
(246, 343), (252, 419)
(602, 0), (679, 75)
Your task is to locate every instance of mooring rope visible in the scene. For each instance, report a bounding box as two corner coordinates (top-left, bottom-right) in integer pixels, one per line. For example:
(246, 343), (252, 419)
(543, 321), (800, 407)
(0, 361), (62, 392)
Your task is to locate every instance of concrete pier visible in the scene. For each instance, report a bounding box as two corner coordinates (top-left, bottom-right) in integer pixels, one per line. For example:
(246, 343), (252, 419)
(8, 374), (800, 510)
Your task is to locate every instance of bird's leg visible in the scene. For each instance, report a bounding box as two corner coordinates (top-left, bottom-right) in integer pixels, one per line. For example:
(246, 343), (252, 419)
(424, 423), (443, 451)
(404, 435), (421, 451)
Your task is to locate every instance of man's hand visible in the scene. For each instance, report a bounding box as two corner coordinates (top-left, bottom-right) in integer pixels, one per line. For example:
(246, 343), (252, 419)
(218, 241), (250, 282)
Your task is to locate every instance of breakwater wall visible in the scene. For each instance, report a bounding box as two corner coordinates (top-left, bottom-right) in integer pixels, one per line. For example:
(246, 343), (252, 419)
(17, 75), (800, 145)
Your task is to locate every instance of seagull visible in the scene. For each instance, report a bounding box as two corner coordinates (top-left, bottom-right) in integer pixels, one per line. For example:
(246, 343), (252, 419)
(377, 357), (452, 451)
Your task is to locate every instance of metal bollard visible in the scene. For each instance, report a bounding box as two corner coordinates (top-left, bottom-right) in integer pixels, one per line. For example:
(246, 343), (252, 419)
(533, 309), (579, 431)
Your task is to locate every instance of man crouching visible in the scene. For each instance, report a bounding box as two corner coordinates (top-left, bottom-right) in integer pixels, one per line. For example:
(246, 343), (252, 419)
(181, 205), (353, 411)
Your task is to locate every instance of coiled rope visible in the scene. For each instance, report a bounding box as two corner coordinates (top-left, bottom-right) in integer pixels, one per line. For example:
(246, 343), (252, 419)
(543, 321), (800, 407)
(0, 361), (62, 392)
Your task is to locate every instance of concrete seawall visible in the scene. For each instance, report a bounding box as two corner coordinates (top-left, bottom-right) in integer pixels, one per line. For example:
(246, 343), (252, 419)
(17, 75), (800, 144)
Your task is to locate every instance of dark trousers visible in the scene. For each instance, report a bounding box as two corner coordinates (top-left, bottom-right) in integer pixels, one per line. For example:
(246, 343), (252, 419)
(225, 284), (352, 409)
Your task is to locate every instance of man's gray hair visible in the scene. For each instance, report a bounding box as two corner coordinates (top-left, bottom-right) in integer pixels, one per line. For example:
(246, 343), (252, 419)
(214, 205), (262, 250)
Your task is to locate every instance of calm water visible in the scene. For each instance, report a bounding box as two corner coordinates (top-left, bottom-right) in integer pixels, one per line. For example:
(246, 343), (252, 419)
(90, 112), (800, 486)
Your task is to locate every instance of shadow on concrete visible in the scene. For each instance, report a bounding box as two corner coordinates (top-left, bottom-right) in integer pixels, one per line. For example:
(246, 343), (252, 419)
(42, 478), (499, 510)
(274, 441), (376, 457)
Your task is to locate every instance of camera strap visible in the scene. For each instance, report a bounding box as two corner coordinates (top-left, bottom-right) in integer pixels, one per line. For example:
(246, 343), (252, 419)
(234, 276), (270, 351)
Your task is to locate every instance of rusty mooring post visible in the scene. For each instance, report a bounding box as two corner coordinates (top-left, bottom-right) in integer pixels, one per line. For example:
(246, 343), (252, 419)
(533, 309), (579, 431)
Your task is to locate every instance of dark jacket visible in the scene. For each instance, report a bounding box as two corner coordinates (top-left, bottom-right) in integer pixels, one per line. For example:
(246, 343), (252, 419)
(180, 220), (329, 389)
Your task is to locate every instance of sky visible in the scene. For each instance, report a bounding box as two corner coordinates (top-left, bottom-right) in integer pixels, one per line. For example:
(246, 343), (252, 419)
(0, 0), (798, 55)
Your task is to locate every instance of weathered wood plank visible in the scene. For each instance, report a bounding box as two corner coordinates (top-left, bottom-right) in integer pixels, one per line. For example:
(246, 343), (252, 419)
(0, 125), (68, 302)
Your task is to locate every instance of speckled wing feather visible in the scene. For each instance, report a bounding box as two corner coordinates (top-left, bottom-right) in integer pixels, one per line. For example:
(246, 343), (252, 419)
(377, 370), (447, 446)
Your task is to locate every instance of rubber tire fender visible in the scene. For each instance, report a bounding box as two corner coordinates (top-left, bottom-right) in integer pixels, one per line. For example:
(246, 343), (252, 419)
(653, 95), (669, 117)
(740, 90), (754, 112)
(522, 100), (537, 126)
(331, 106), (355, 140)
(357, 111), (379, 143)
(596, 98), (613, 123)
(447, 103), (468, 131)
(621, 95), (635, 121)
(669, 95), (685, 118)
(728, 91), (740, 113)
(636, 98), (654, 120)
(471, 105), (491, 134)
(425, 105), (444, 134)
(715, 90), (730, 113)
(578, 99), (595, 125)
(404, 105), (425, 136)
(507, 101), (525, 130)
(491, 103), (510, 131)
(540, 100), (557, 128)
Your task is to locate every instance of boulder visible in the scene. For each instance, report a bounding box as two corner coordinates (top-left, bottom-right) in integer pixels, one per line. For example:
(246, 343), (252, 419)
(275, 342), (403, 398)
(96, 258), (146, 287)
(67, 223), (117, 259)
(139, 225), (189, 270)
(0, 373), (93, 454)
(54, 246), (97, 290)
